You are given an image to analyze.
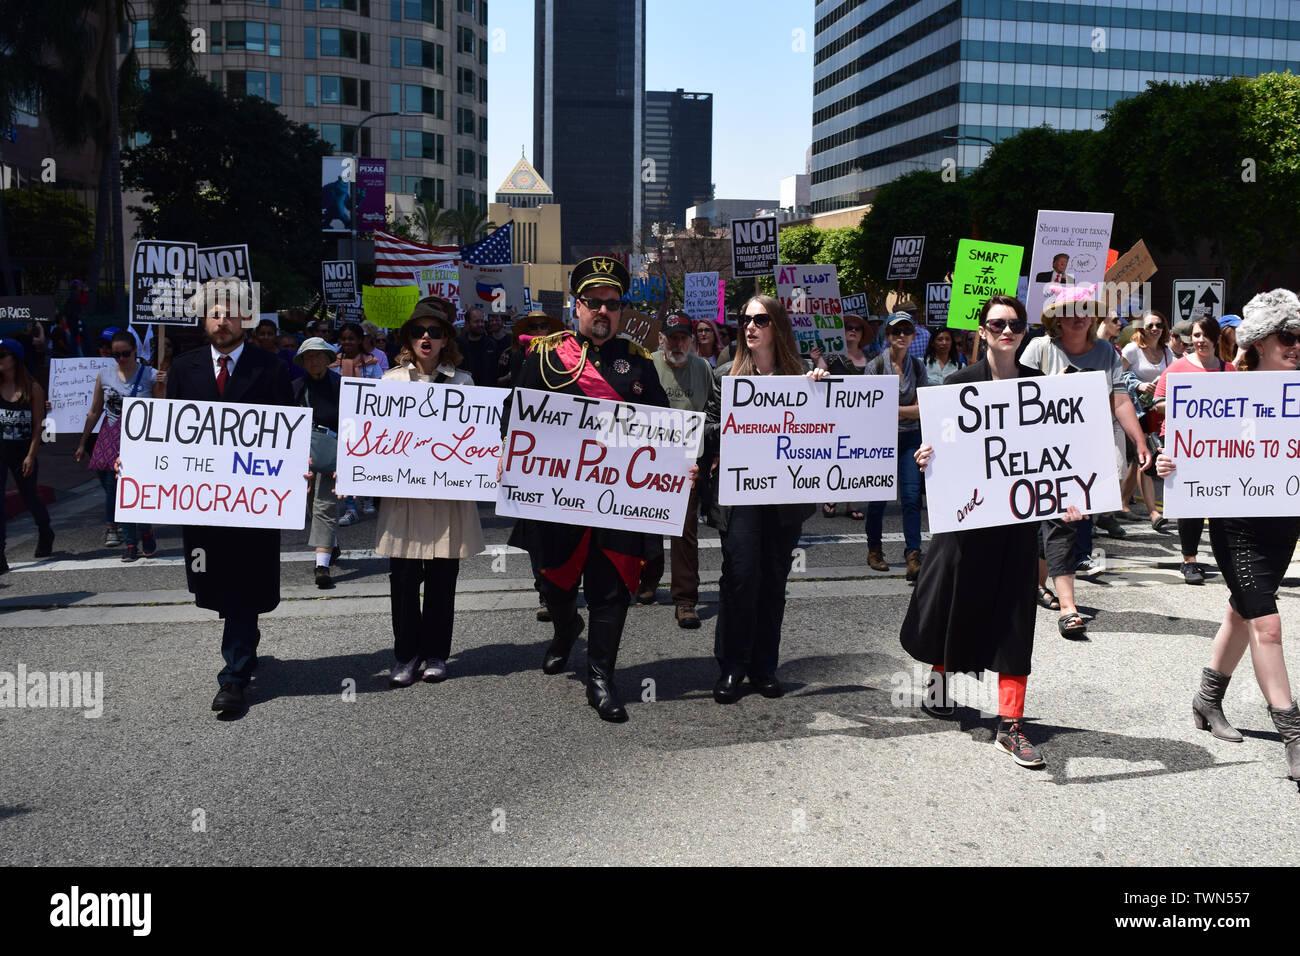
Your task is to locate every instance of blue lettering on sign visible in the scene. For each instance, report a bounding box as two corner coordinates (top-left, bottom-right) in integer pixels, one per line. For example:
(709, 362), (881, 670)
(232, 451), (285, 476)
(624, 277), (666, 302)
(1282, 382), (1300, 418)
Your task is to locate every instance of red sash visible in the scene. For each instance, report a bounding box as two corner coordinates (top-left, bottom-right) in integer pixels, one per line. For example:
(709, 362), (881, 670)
(553, 334), (622, 401)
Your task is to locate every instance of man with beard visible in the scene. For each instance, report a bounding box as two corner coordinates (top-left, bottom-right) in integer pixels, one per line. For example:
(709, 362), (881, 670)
(458, 306), (501, 387)
(500, 257), (670, 722)
(636, 311), (711, 627)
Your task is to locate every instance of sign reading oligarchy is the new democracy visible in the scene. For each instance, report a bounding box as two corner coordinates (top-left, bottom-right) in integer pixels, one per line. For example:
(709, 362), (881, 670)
(917, 372), (1120, 533)
(116, 398), (311, 529)
(718, 376), (900, 505)
(775, 264), (845, 357)
(1162, 371), (1300, 519)
(334, 378), (502, 500)
(498, 388), (703, 536)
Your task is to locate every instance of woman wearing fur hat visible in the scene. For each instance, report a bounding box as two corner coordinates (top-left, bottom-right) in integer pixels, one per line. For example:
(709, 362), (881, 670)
(1156, 289), (1300, 783)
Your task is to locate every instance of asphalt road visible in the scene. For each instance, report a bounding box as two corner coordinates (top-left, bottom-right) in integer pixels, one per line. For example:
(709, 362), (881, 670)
(2, 481), (1299, 866)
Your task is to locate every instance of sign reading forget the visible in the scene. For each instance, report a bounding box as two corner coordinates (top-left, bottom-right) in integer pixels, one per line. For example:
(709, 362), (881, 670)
(947, 239), (1023, 331)
(730, 216), (779, 278)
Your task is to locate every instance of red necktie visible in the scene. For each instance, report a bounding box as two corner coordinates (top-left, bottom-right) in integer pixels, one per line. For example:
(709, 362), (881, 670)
(216, 355), (230, 395)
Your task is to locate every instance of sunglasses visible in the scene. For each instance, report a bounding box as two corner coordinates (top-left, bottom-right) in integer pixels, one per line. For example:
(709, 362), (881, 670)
(887, 325), (915, 336)
(1276, 330), (1297, 347)
(577, 296), (623, 313)
(984, 318), (1028, 334)
(112, 349), (135, 358)
(412, 325), (445, 339)
(845, 324), (866, 333)
(740, 314), (772, 328)
(1143, 324), (1164, 331)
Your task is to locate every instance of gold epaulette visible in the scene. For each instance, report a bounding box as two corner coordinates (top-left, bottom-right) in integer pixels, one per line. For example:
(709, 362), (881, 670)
(527, 330), (571, 354)
(625, 340), (653, 360)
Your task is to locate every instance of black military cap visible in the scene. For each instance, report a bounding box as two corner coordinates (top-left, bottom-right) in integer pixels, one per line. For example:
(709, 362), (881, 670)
(570, 256), (630, 297)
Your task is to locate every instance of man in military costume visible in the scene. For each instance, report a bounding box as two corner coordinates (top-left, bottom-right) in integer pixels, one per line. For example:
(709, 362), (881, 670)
(502, 256), (669, 722)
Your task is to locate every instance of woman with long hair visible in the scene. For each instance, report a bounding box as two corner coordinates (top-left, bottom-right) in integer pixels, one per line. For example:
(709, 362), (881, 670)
(0, 338), (53, 572)
(1156, 289), (1300, 783)
(704, 295), (828, 703)
(374, 297), (485, 686)
(1120, 309), (1173, 530)
(922, 327), (963, 386)
(694, 319), (721, 367)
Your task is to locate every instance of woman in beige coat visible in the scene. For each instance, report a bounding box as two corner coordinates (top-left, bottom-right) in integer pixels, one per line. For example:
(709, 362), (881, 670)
(376, 297), (485, 686)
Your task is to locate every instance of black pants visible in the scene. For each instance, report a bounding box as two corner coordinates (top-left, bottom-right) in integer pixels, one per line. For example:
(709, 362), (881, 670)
(389, 556), (461, 662)
(0, 443), (51, 553)
(715, 505), (802, 680)
(219, 612), (260, 688)
(539, 543), (629, 614)
(1178, 518), (1205, 558)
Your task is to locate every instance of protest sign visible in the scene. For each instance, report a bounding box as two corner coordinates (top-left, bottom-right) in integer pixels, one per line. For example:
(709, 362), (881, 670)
(197, 244), (252, 284)
(361, 284), (420, 328)
(925, 283), (950, 328)
(683, 272), (719, 322)
(886, 236), (925, 281)
(775, 264), (844, 357)
(717, 280), (726, 323)
(116, 397), (311, 529)
(322, 157), (353, 233)
(498, 388), (703, 536)
(538, 290), (565, 318)
(461, 263), (526, 314)
(130, 240), (199, 327)
(47, 358), (115, 436)
(917, 371), (1119, 533)
(619, 311), (660, 351)
(717, 375), (899, 506)
(357, 158), (387, 231)
(1161, 371), (1300, 518)
(1102, 239), (1157, 315)
(841, 292), (868, 314)
(625, 276), (666, 303)
(322, 260), (357, 305)
(1173, 280), (1225, 324)
(947, 239), (1023, 330)
(730, 216), (779, 278)
(334, 378), (502, 500)
(0, 296), (57, 325)
(1026, 209), (1114, 308)
(411, 261), (459, 308)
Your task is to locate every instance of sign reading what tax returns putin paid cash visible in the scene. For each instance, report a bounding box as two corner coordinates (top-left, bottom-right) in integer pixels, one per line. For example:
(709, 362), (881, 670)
(718, 375), (900, 505)
(917, 371), (1119, 534)
(498, 388), (704, 536)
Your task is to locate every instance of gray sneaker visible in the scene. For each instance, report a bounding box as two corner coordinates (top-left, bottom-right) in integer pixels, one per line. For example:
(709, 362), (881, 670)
(421, 659), (448, 682)
(104, 525), (122, 547)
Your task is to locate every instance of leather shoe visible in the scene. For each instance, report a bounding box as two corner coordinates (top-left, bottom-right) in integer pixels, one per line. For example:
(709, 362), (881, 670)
(587, 672), (628, 722)
(675, 604), (701, 629)
(749, 675), (784, 698)
(636, 584), (657, 605)
(542, 615), (584, 675)
(905, 549), (923, 582)
(713, 671), (745, 704)
(211, 683), (246, 713)
(389, 656), (422, 687)
(867, 548), (889, 572)
(421, 658), (447, 682)
(314, 564), (333, 589)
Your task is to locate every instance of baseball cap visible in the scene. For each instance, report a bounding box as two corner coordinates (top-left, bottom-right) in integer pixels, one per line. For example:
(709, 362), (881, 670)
(662, 311), (694, 337)
(1218, 314), (1242, 329)
(885, 312), (916, 331)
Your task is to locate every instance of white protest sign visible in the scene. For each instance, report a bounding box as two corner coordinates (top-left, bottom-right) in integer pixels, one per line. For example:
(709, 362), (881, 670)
(730, 216), (778, 278)
(322, 260), (357, 305)
(1173, 280), (1225, 324)
(683, 272), (720, 322)
(412, 261), (460, 308)
(116, 398), (311, 529)
(918, 371), (1119, 533)
(47, 358), (115, 436)
(717, 375), (899, 505)
(462, 263), (526, 314)
(130, 240), (199, 327)
(1161, 371), (1300, 518)
(1027, 209), (1114, 308)
(886, 236), (925, 281)
(334, 378), (503, 500)
(498, 387), (703, 536)
(775, 264), (844, 357)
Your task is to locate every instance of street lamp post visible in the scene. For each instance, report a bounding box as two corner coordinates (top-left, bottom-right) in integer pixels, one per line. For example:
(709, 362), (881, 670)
(349, 111), (405, 260)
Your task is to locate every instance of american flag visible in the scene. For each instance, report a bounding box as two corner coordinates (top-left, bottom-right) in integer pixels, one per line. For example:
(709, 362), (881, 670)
(460, 222), (513, 265)
(373, 230), (460, 286)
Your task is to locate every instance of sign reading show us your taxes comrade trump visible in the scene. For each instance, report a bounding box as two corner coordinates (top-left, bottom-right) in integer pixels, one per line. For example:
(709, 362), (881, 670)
(917, 372), (1120, 534)
(1026, 209), (1114, 311)
(947, 239), (1023, 330)
(718, 375), (900, 506)
(498, 388), (704, 537)
(775, 264), (844, 357)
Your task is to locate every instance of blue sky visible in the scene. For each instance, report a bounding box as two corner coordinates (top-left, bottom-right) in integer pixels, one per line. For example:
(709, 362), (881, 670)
(486, 0), (814, 201)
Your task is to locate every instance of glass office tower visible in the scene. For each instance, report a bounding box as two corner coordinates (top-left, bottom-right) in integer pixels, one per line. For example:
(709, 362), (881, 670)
(644, 89), (714, 231)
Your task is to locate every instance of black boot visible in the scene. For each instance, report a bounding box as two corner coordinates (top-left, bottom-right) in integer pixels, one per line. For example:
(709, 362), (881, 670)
(542, 595), (583, 675)
(586, 604), (629, 722)
(34, 525), (54, 559)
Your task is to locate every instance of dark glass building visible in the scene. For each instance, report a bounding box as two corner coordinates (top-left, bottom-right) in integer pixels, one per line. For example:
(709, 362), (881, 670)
(644, 89), (714, 231)
(534, 0), (645, 262)
(811, 0), (1300, 213)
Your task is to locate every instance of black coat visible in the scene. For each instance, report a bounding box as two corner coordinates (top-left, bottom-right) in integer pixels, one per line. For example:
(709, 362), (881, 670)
(166, 343), (294, 615)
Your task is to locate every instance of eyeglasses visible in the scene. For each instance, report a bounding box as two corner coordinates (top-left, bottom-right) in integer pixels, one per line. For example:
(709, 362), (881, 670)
(845, 325), (866, 333)
(984, 318), (1028, 334)
(412, 325), (445, 339)
(739, 314), (772, 328)
(112, 349), (135, 358)
(887, 325), (915, 336)
(1276, 330), (1297, 347)
(577, 296), (624, 313)
(1143, 324), (1164, 331)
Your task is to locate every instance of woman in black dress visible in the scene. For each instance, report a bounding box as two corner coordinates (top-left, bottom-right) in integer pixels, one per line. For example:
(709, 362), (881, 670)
(900, 295), (1081, 768)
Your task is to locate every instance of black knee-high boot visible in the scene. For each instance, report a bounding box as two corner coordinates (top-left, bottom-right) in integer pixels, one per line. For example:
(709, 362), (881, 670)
(585, 603), (628, 722)
(542, 593), (583, 675)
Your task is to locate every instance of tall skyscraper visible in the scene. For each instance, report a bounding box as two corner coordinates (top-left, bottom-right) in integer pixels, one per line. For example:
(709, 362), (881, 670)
(643, 89), (714, 231)
(534, 0), (644, 262)
(811, 0), (1300, 213)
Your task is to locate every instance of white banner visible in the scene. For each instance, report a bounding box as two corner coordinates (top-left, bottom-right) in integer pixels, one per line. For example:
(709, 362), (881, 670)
(335, 378), (503, 500)
(497, 388), (703, 536)
(1162, 370), (1300, 518)
(775, 264), (844, 357)
(717, 375), (899, 505)
(116, 398), (311, 529)
(918, 372), (1120, 533)
(46, 358), (115, 436)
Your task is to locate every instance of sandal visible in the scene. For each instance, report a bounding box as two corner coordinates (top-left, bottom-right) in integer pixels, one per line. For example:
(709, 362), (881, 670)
(849, 510), (865, 520)
(1151, 515), (1170, 532)
(1058, 611), (1088, 638)
(822, 504), (837, 518)
(1036, 587), (1060, 610)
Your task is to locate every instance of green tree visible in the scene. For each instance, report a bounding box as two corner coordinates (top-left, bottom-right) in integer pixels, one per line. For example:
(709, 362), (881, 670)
(1, 185), (95, 292)
(444, 206), (495, 246)
(408, 198), (449, 244)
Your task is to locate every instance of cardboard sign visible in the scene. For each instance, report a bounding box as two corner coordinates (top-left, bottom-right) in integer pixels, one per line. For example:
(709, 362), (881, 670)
(334, 378), (503, 500)
(361, 284), (420, 328)
(730, 216), (779, 278)
(886, 235), (925, 281)
(925, 283), (951, 329)
(619, 311), (660, 351)
(1101, 239), (1157, 314)
(411, 261), (459, 308)
(130, 240), (199, 327)
(322, 261), (357, 305)
(46, 358), (115, 436)
(116, 397), (311, 529)
(498, 387), (703, 536)
(1027, 209), (1114, 308)
(718, 375), (900, 505)
(775, 264), (844, 357)
(948, 240), (1023, 330)
(1173, 280), (1225, 324)
(322, 156), (353, 233)
(917, 371), (1120, 533)
(841, 292), (868, 314)
(1161, 371), (1300, 518)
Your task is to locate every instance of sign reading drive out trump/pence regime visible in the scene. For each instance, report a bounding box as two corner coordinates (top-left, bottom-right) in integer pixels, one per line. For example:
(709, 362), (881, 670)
(1161, 371), (1300, 519)
(335, 378), (502, 500)
(116, 398), (311, 529)
(917, 372), (1119, 534)
(498, 388), (704, 536)
(718, 376), (900, 505)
